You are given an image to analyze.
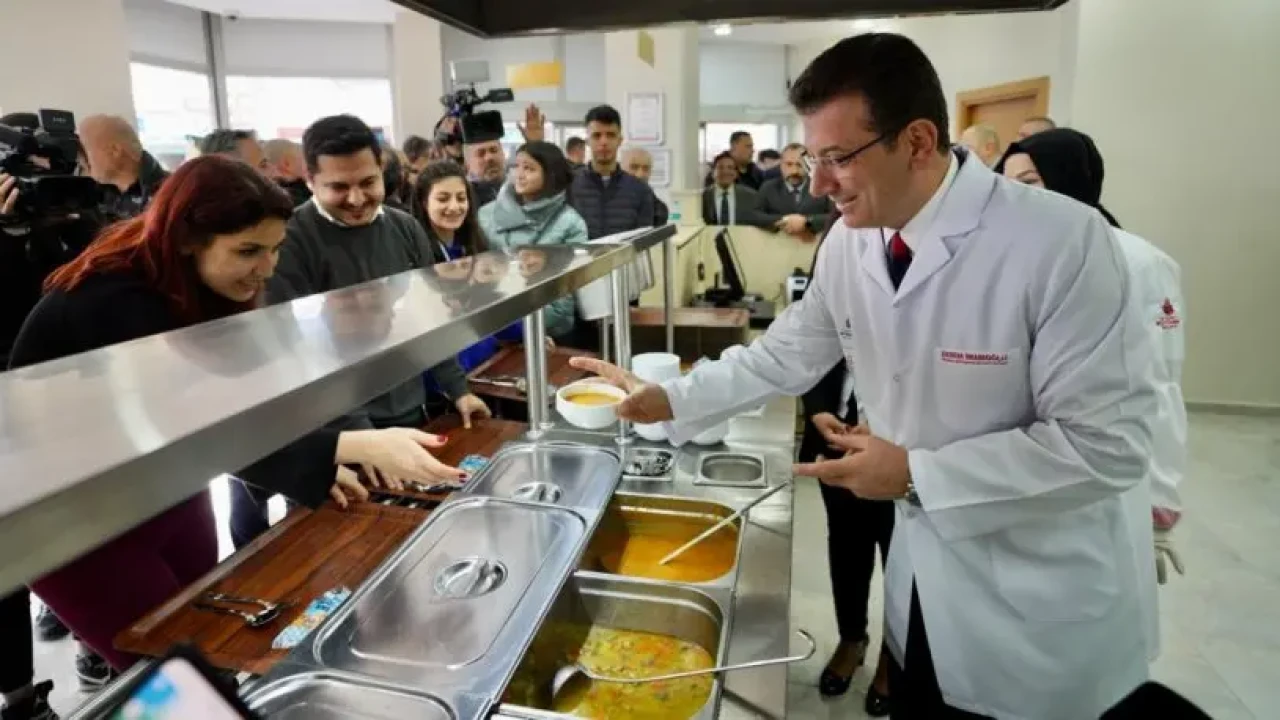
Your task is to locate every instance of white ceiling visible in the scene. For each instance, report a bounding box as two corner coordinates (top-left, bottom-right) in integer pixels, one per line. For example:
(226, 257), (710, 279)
(161, 0), (399, 23)
(698, 18), (893, 44)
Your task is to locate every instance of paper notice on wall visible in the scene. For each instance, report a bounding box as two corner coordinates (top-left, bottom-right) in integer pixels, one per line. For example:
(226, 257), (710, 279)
(506, 61), (564, 90)
(625, 92), (664, 146)
(648, 148), (672, 188)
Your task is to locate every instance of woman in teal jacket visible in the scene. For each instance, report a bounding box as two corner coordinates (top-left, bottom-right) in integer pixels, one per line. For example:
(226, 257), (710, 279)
(478, 140), (587, 340)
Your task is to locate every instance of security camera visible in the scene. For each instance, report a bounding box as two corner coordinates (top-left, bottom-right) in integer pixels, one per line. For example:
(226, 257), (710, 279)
(225, 10), (241, 21)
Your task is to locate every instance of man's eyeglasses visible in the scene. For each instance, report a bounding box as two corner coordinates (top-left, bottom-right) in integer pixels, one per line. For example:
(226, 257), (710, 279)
(802, 132), (890, 174)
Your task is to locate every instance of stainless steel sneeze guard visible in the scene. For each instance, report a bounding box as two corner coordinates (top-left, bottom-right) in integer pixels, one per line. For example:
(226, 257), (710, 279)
(0, 227), (674, 595)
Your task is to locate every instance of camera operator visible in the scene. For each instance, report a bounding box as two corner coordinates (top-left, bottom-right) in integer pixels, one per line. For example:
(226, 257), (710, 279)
(78, 114), (168, 222)
(1, 111), (105, 720)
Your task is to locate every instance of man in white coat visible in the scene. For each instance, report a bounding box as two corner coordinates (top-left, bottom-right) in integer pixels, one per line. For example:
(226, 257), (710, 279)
(572, 33), (1159, 718)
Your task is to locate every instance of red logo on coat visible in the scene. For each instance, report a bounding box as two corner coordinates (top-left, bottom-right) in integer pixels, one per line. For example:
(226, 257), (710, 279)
(1156, 298), (1181, 330)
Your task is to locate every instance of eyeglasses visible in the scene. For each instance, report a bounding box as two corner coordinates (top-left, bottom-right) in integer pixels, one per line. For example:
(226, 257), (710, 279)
(802, 132), (890, 174)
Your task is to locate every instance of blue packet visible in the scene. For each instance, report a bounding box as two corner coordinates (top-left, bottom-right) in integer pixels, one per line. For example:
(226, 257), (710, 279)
(271, 587), (352, 650)
(458, 454), (489, 475)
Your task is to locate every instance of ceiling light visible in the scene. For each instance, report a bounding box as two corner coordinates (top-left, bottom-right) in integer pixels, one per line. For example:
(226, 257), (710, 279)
(713, 24), (732, 36)
(851, 19), (877, 32)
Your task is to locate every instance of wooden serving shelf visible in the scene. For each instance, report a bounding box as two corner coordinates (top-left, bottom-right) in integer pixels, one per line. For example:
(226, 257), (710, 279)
(467, 345), (598, 404)
(115, 417), (529, 674)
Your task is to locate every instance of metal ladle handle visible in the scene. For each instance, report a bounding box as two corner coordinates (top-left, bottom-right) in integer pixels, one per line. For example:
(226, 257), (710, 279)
(577, 629), (817, 684)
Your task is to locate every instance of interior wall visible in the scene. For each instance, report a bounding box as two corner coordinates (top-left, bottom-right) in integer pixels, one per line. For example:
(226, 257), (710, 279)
(700, 41), (792, 124)
(1069, 0), (1280, 406)
(789, 10), (1074, 143)
(221, 17), (391, 77)
(123, 0), (208, 70)
(0, 0), (136, 122)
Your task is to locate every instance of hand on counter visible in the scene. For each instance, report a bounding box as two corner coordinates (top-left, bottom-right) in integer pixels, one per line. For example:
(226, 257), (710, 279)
(337, 428), (466, 489)
(794, 432), (909, 500)
(568, 357), (674, 424)
(330, 465), (370, 509)
(455, 393), (493, 429)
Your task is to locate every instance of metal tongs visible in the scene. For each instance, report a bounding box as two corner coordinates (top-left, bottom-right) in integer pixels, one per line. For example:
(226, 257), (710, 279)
(471, 375), (559, 396)
(193, 592), (288, 628)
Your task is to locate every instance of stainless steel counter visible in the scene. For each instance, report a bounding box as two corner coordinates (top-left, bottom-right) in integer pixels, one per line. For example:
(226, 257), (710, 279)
(524, 394), (798, 719)
(0, 237), (663, 595)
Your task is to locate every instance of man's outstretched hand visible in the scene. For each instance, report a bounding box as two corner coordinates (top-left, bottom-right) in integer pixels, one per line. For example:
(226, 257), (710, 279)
(567, 357), (675, 424)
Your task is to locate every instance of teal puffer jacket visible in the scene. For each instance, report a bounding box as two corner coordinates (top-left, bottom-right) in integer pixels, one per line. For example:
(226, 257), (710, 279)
(478, 184), (589, 338)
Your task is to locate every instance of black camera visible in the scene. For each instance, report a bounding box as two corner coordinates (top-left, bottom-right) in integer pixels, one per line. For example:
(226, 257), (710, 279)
(0, 109), (100, 223)
(437, 60), (514, 145)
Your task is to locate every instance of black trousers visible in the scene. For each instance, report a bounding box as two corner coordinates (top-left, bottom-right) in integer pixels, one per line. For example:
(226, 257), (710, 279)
(0, 587), (33, 693)
(800, 428), (895, 644)
(887, 585), (992, 718)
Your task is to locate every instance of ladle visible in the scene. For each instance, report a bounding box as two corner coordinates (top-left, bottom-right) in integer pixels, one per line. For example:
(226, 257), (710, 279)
(657, 479), (791, 565)
(550, 629), (815, 698)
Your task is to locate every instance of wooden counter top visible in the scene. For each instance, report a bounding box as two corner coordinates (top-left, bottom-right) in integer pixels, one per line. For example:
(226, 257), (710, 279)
(116, 417), (529, 673)
(629, 306), (750, 328)
(467, 345), (597, 403)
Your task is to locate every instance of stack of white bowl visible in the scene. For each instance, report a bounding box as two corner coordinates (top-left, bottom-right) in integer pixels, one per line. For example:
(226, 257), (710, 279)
(630, 353), (682, 442)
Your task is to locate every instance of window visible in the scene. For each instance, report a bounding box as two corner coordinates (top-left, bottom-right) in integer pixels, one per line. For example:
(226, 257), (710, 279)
(701, 123), (781, 164)
(226, 76), (394, 144)
(130, 62), (215, 170)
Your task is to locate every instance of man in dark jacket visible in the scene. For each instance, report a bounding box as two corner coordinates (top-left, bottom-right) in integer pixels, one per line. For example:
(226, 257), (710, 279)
(755, 143), (833, 240)
(569, 105), (655, 239)
(79, 114), (168, 222)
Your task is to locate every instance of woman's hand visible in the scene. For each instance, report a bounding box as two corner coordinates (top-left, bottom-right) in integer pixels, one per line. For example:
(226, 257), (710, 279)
(567, 357), (674, 424)
(455, 393), (492, 429)
(329, 465), (370, 509)
(338, 428), (466, 487)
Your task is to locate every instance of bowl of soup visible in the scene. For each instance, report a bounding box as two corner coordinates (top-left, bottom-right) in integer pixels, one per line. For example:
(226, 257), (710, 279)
(557, 381), (627, 430)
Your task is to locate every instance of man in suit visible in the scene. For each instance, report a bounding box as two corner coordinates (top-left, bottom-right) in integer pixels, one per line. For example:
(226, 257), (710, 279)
(755, 143), (834, 240)
(703, 131), (765, 190)
(702, 152), (771, 228)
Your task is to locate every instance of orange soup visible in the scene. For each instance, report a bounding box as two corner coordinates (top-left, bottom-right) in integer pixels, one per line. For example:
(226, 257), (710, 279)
(565, 391), (619, 406)
(589, 511), (738, 583)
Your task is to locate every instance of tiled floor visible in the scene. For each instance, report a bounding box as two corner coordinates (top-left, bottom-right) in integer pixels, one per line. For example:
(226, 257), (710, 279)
(25, 412), (1280, 718)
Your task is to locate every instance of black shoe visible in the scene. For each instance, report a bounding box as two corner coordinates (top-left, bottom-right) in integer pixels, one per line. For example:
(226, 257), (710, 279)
(864, 684), (892, 717)
(0, 680), (59, 720)
(818, 638), (867, 698)
(75, 652), (118, 692)
(34, 606), (69, 642)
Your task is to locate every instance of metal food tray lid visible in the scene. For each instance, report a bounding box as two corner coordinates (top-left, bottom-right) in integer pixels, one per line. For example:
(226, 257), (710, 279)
(466, 443), (620, 512)
(313, 497), (584, 675)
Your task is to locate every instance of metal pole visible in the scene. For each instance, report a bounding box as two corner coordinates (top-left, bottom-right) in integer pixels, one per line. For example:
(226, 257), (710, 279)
(662, 234), (676, 353)
(523, 310), (551, 436)
(598, 318), (611, 364)
(610, 267), (632, 445)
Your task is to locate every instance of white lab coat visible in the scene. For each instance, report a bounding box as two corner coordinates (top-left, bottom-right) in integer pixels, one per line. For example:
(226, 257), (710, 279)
(1113, 227), (1186, 511)
(661, 156), (1160, 719)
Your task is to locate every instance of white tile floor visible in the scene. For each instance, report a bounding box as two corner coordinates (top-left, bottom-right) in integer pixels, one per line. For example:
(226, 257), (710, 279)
(26, 412), (1280, 718)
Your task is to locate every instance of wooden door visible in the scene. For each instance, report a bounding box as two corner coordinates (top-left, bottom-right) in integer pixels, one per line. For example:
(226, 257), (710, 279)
(955, 77), (1051, 154)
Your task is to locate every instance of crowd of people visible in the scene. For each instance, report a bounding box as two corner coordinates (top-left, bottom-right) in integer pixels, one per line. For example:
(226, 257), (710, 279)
(1, 28), (1197, 720)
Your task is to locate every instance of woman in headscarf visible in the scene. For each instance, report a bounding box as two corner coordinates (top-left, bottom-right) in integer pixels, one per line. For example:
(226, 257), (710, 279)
(996, 128), (1188, 590)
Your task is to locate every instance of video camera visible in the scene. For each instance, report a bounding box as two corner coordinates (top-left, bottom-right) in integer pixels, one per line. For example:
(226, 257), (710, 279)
(0, 109), (99, 223)
(437, 59), (514, 145)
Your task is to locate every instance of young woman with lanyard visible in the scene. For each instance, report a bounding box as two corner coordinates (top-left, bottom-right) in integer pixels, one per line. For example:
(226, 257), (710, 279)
(4, 156), (464, 678)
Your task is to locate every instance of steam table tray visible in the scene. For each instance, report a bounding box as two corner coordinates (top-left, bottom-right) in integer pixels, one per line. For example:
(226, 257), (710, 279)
(115, 417), (529, 674)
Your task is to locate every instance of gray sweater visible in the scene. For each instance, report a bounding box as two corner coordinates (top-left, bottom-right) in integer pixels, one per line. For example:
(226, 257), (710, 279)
(267, 201), (469, 426)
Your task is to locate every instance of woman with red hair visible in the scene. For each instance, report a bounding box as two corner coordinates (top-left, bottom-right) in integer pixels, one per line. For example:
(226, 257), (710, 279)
(4, 155), (463, 674)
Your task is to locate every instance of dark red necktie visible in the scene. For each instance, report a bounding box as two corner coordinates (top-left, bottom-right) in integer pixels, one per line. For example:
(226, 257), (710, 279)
(888, 232), (913, 289)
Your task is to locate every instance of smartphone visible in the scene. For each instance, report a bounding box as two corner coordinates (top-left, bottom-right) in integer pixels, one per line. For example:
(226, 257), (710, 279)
(107, 646), (256, 720)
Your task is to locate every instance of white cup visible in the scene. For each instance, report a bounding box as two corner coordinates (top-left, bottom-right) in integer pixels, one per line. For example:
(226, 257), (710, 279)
(632, 352), (682, 384)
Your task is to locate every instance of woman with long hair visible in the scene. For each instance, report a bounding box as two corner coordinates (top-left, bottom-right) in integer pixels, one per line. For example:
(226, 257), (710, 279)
(7, 156), (462, 673)
(478, 141), (587, 340)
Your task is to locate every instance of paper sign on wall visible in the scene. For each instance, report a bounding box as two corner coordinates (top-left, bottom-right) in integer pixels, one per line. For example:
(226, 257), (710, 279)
(637, 31), (655, 68)
(625, 92), (664, 146)
(648, 148), (672, 188)
(506, 61), (564, 90)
